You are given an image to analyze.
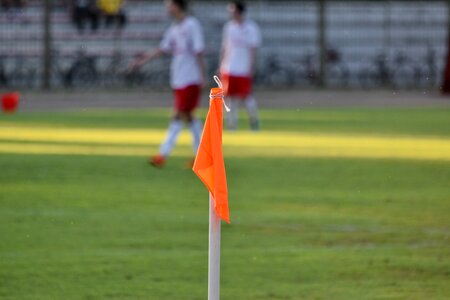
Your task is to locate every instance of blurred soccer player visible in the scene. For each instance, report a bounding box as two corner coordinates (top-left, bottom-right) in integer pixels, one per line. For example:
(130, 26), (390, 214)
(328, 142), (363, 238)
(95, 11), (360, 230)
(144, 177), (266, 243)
(130, 0), (205, 168)
(220, 0), (261, 130)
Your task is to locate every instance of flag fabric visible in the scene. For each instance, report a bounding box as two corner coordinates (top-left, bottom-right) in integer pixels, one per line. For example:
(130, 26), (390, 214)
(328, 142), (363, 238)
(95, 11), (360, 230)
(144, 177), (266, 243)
(193, 87), (230, 223)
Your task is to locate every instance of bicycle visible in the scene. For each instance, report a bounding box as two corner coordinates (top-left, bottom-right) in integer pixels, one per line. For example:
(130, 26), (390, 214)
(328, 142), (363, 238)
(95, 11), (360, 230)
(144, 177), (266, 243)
(98, 50), (129, 86)
(64, 49), (99, 88)
(358, 52), (418, 89)
(325, 48), (350, 88)
(0, 55), (9, 87)
(415, 47), (437, 88)
(255, 53), (292, 87)
(50, 48), (99, 88)
(0, 54), (37, 88)
(287, 48), (349, 88)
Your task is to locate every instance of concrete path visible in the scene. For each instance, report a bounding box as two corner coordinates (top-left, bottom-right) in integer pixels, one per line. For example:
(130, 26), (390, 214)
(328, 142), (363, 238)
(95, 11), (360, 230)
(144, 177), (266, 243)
(10, 88), (450, 111)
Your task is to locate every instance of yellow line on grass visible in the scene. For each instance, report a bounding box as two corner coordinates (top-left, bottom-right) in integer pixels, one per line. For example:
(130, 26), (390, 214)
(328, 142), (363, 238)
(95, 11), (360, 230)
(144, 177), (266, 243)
(0, 126), (450, 161)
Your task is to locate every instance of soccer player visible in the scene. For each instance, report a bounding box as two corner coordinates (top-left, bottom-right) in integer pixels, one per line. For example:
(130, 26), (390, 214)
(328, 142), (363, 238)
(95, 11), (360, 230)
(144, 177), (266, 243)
(219, 0), (261, 131)
(130, 0), (205, 168)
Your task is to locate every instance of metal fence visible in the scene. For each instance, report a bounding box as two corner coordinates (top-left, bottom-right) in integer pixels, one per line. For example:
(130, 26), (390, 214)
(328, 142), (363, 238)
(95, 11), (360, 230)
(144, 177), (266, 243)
(0, 0), (448, 90)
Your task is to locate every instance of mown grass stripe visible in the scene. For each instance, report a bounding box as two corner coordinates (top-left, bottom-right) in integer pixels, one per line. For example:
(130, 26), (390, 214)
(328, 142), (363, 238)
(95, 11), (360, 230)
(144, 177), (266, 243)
(1, 141), (449, 161)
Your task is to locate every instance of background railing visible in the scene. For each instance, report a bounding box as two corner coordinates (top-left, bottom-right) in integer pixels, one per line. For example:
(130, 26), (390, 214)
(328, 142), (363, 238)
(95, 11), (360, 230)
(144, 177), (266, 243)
(0, 0), (448, 90)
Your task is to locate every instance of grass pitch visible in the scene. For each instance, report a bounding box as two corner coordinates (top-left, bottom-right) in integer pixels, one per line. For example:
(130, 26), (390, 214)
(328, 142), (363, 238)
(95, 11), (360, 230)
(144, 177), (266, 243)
(0, 107), (449, 299)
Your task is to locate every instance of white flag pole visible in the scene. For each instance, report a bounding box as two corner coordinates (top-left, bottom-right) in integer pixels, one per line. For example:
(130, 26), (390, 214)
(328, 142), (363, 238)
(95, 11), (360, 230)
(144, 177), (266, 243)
(208, 193), (221, 300)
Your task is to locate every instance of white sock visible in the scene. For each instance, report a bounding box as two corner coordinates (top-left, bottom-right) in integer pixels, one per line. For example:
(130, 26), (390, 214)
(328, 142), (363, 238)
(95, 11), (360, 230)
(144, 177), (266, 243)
(245, 95), (259, 122)
(226, 98), (239, 130)
(159, 120), (183, 157)
(190, 118), (203, 154)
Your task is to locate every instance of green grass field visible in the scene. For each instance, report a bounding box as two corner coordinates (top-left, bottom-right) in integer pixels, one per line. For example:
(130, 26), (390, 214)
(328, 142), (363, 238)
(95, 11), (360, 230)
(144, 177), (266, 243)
(1, 107), (449, 299)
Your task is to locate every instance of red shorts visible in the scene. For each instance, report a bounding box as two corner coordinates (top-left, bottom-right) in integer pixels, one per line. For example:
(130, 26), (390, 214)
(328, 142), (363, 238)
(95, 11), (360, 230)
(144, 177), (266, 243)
(174, 84), (201, 113)
(221, 74), (252, 99)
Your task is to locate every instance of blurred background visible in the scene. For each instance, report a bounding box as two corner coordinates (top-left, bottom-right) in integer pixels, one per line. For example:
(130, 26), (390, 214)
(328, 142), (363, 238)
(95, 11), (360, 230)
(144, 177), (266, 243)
(0, 0), (448, 90)
(1, 1), (449, 299)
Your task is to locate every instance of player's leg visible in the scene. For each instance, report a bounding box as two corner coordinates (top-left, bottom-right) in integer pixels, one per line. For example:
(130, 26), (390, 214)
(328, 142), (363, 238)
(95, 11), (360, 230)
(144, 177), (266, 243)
(170, 85), (202, 168)
(150, 113), (183, 167)
(75, 7), (85, 33)
(222, 74), (239, 130)
(226, 97), (239, 130)
(244, 94), (259, 131)
(175, 109), (201, 156)
(189, 115), (202, 154)
(241, 76), (259, 131)
(186, 85), (202, 166)
(159, 114), (183, 156)
(149, 89), (186, 167)
(182, 111), (202, 168)
(89, 8), (99, 32)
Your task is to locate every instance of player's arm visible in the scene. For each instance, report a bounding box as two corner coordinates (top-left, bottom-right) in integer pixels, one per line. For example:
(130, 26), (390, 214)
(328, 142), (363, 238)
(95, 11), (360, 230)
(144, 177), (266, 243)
(129, 48), (163, 70)
(218, 46), (225, 75)
(218, 24), (227, 74)
(192, 20), (206, 86)
(249, 47), (257, 76)
(219, 30), (226, 69)
(249, 23), (261, 77)
(196, 53), (206, 87)
(130, 25), (173, 70)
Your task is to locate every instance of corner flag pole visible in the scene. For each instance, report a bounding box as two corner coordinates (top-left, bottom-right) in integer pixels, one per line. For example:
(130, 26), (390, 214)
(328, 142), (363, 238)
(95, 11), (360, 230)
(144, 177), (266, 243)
(208, 193), (221, 300)
(192, 76), (230, 300)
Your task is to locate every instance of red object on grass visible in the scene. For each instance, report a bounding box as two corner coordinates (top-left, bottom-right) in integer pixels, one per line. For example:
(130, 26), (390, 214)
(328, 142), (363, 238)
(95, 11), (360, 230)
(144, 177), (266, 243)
(1, 92), (20, 113)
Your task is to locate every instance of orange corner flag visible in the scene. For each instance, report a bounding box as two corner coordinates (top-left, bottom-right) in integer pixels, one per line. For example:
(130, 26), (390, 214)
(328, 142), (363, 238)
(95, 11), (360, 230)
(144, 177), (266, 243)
(193, 78), (230, 224)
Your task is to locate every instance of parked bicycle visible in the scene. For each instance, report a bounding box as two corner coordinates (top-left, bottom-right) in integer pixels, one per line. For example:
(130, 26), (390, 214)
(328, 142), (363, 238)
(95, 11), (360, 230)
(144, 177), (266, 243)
(325, 48), (350, 88)
(358, 52), (420, 89)
(0, 55), (9, 87)
(50, 48), (98, 88)
(255, 53), (293, 87)
(288, 48), (350, 87)
(98, 50), (129, 86)
(64, 49), (99, 88)
(0, 54), (37, 88)
(415, 47), (437, 88)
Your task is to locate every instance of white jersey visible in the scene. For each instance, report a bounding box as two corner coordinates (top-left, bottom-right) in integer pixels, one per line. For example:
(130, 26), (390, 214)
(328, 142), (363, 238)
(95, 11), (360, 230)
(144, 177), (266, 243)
(159, 16), (205, 89)
(220, 19), (261, 77)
